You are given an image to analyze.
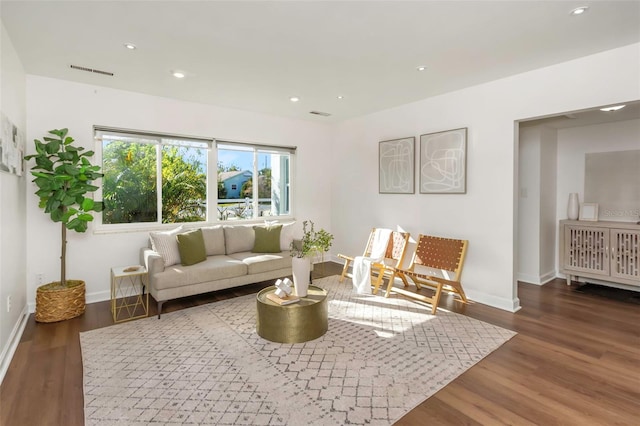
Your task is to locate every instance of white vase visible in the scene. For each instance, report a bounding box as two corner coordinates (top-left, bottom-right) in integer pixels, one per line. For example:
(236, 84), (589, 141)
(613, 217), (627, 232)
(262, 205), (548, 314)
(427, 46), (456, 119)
(292, 256), (311, 297)
(567, 193), (579, 220)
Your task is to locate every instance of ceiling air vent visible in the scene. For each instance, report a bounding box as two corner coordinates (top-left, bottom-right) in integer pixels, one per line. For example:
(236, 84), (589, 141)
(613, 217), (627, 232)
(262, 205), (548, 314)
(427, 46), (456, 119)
(70, 64), (114, 77)
(309, 111), (331, 117)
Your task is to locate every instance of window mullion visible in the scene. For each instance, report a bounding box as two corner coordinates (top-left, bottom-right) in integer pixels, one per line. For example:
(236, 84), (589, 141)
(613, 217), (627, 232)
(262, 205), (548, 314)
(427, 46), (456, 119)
(207, 145), (217, 222)
(252, 149), (259, 219)
(156, 143), (163, 224)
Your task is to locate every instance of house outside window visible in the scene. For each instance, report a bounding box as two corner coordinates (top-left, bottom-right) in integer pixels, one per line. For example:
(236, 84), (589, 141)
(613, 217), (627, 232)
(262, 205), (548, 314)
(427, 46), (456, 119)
(216, 142), (292, 221)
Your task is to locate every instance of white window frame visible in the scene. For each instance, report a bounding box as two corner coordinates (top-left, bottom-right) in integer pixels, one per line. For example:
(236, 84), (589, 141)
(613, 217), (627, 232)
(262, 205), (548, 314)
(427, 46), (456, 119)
(216, 140), (295, 222)
(94, 127), (212, 232)
(93, 127), (295, 233)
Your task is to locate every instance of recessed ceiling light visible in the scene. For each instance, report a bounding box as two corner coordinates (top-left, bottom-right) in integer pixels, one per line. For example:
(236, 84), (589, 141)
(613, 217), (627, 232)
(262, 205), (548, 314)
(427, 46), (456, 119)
(124, 43), (137, 50)
(416, 66), (427, 71)
(570, 6), (588, 16)
(172, 71), (185, 79)
(600, 105), (626, 112)
(337, 95), (344, 100)
(289, 97), (300, 102)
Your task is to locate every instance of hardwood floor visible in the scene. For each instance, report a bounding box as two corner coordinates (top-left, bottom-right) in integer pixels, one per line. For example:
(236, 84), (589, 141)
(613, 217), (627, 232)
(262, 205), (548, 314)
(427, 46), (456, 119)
(1, 263), (639, 425)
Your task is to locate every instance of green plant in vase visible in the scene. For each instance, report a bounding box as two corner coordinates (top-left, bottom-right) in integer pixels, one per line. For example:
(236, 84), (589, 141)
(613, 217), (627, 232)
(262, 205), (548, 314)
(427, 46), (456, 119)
(289, 220), (334, 258)
(289, 220), (334, 297)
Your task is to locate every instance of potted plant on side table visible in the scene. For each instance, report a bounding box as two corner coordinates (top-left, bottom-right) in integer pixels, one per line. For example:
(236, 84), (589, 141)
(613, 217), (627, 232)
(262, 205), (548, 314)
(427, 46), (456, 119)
(290, 220), (334, 297)
(25, 128), (103, 322)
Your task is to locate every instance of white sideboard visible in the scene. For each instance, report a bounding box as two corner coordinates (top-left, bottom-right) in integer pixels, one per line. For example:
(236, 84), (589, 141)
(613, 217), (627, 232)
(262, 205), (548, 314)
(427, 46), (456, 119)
(559, 220), (640, 288)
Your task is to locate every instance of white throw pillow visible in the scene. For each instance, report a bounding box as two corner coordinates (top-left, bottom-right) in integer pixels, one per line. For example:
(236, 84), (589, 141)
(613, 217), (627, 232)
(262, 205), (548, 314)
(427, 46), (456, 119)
(223, 225), (255, 254)
(149, 226), (184, 266)
(201, 225), (225, 256)
(279, 222), (295, 251)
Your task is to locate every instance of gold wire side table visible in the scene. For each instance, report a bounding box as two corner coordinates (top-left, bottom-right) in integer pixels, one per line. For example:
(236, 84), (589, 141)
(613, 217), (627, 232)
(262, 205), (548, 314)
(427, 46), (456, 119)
(256, 285), (328, 343)
(110, 265), (149, 323)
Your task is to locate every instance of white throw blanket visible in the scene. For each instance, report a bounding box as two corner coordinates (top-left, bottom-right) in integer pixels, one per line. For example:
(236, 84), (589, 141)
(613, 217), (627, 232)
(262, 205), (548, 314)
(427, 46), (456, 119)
(352, 228), (392, 294)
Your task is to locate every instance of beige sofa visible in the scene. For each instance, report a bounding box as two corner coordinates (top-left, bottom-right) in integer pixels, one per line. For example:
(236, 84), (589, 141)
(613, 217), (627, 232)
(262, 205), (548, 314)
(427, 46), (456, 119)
(140, 223), (294, 317)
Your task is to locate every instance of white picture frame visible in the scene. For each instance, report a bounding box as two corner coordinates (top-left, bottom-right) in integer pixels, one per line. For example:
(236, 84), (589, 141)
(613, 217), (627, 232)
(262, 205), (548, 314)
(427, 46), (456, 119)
(579, 203), (599, 221)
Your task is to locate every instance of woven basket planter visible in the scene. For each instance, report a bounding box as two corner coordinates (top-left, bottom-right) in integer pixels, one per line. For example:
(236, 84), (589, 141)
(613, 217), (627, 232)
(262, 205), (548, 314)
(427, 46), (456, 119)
(35, 280), (86, 323)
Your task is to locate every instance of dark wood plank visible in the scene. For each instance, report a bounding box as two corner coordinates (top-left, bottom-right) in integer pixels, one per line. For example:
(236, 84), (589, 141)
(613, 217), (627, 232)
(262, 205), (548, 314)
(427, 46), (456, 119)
(2, 265), (639, 425)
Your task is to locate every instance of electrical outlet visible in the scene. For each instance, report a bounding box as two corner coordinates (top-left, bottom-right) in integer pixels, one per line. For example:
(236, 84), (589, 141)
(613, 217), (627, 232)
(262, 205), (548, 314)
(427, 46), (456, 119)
(36, 273), (44, 286)
(6, 295), (11, 313)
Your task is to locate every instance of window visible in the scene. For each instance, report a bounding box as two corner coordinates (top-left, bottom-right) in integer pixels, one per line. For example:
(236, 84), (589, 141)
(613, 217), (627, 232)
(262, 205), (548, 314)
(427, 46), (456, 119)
(95, 127), (294, 227)
(96, 128), (210, 225)
(217, 142), (292, 221)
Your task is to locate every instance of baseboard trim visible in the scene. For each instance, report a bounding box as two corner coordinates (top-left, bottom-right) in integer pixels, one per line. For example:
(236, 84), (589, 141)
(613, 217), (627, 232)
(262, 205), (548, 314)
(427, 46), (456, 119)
(0, 306), (29, 385)
(517, 273), (542, 285)
(539, 270), (556, 285)
(517, 270), (557, 286)
(86, 290), (110, 305)
(465, 289), (521, 313)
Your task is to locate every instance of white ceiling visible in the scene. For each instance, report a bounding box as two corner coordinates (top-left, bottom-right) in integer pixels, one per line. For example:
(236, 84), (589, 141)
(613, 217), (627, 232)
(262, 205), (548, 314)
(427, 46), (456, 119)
(2, 1), (640, 123)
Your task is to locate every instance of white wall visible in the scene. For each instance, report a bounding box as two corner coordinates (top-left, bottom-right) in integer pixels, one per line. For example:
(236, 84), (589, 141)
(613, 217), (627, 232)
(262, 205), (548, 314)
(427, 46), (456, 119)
(538, 126), (557, 283)
(332, 43), (640, 312)
(517, 126), (542, 284)
(517, 125), (557, 285)
(25, 76), (334, 308)
(556, 118), (640, 222)
(0, 22), (27, 382)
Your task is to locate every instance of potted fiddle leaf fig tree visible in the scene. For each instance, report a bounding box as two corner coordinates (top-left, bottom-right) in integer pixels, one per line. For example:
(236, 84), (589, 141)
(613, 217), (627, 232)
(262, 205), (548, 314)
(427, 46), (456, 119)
(25, 128), (103, 322)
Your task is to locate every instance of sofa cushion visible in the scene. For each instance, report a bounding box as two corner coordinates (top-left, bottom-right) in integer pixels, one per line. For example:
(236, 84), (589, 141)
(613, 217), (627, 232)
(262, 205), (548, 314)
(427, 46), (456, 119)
(228, 251), (292, 275)
(149, 226), (183, 266)
(152, 255), (247, 290)
(201, 225), (225, 256)
(177, 229), (207, 266)
(252, 224), (282, 253)
(224, 225), (255, 254)
(280, 222), (295, 251)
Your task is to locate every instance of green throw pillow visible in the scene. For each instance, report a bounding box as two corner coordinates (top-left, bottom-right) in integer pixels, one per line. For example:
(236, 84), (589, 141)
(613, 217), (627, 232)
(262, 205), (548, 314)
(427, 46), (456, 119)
(176, 229), (207, 266)
(252, 224), (283, 253)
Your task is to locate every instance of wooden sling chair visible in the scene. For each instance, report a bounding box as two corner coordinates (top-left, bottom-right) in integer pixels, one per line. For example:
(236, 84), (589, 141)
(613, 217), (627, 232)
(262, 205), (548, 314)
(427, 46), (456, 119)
(387, 234), (468, 315)
(338, 228), (410, 294)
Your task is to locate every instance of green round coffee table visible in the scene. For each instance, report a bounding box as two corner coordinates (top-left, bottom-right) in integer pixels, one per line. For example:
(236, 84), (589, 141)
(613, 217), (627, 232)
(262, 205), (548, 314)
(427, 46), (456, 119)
(256, 285), (328, 343)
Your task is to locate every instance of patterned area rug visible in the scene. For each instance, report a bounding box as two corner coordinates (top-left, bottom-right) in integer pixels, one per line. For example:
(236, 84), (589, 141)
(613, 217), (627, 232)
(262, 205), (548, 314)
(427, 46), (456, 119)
(81, 275), (515, 425)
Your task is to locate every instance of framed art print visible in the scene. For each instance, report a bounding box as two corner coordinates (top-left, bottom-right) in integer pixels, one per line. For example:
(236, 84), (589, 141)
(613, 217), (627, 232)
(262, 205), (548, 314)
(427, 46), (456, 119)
(419, 127), (467, 194)
(0, 111), (25, 177)
(379, 137), (415, 194)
